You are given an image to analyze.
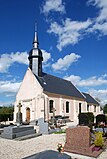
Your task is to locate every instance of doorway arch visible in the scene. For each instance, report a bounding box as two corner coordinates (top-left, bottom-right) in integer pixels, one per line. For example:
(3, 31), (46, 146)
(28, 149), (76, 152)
(26, 107), (30, 122)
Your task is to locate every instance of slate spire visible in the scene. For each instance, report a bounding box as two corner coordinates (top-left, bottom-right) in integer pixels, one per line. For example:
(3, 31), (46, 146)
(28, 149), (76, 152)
(28, 22), (43, 76)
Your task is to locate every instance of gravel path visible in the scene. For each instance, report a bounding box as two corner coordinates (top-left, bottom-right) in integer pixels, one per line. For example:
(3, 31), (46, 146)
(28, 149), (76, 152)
(0, 134), (107, 159)
(0, 134), (65, 159)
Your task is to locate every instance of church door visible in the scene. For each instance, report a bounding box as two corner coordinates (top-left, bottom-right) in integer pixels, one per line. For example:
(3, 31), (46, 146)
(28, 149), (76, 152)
(26, 107), (30, 122)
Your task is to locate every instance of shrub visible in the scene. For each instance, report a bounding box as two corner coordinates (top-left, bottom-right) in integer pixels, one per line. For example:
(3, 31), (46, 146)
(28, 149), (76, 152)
(0, 113), (13, 122)
(96, 114), (106, 126)
(79, 112), (94, 126)
(94, 132), (104, 148)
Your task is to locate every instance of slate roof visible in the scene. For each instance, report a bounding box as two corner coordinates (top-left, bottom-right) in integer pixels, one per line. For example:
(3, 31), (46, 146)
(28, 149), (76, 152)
(82, 93), (99, 105)
(36, 73), (85, 99)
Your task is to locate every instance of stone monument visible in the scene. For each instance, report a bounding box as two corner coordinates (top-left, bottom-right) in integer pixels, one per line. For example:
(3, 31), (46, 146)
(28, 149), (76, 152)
(51, 108), (57, 126)
(16, 102), (22, 125)
(64, 126), (103, 158)
(1, 102), (36, 139)
(38, 118), (48, 135)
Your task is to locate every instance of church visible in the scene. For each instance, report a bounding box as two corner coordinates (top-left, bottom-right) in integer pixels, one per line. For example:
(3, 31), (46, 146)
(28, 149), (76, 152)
(14, 27), (102, 125)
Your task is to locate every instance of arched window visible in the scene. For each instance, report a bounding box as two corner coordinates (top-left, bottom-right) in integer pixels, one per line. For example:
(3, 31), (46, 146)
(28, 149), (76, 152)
(49, 100), (54, 113)
(66, 101), (69, 113)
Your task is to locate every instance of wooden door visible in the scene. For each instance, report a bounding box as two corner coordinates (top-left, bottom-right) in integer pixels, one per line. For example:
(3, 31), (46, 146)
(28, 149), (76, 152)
(26, 107), (30, 122)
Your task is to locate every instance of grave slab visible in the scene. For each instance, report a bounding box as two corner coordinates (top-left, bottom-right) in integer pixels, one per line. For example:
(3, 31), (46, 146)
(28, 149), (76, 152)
(1, 125), (36, 139)
(22, 150), (71, 159)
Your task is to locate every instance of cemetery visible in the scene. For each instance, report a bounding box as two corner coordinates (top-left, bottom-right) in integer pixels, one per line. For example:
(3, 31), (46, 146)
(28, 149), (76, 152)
(0, 111), (107, 159)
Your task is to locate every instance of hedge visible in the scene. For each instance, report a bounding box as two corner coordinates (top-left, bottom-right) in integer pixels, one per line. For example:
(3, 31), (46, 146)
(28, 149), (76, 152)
(78, 112), (94, 126)
(96, 114), (106, 126)
(0, 113), (13, 122)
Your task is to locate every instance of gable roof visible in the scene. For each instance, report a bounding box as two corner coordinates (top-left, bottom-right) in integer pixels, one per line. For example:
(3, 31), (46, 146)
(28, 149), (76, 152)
(82, 93), (99, 105)
(36, 73), (85, 100)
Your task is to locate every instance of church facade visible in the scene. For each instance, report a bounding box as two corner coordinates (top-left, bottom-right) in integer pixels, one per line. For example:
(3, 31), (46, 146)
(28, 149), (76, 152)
(14, 28), (102, 124)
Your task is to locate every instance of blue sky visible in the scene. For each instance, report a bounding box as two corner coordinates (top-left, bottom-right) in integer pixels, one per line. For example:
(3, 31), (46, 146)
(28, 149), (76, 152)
(0, 0), (107, 106)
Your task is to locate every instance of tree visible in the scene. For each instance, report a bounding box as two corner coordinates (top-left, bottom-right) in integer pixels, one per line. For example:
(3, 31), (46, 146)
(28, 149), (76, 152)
(103, 104), (107, 114)
(0, 106), (14, 123)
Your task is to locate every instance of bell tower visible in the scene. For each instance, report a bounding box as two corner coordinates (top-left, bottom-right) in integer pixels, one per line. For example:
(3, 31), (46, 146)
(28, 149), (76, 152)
(28, 24), (43, 76)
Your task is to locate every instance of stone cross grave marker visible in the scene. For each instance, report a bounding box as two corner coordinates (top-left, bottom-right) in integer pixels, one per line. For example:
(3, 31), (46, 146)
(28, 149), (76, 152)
(16, 102), (22, 125)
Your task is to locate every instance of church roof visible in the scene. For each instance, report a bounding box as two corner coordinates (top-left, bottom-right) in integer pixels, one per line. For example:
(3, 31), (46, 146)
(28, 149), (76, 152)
(82, 93), (99, 105)
(36, 73), (85, 100)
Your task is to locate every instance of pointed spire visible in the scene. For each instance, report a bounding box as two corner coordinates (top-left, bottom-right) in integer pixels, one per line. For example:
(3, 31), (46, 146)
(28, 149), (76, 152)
(33, 22), (39, 48)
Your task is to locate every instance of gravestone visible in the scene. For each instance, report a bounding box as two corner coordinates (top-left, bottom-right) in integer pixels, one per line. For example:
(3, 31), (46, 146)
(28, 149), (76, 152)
(22, 150), (71, 159)
(51, 108), (57, 126)
(38, 118), (48, 135)
(16, 102), (22, 125)
(1, 125), (36, 139)
(64, 126), (103, 158)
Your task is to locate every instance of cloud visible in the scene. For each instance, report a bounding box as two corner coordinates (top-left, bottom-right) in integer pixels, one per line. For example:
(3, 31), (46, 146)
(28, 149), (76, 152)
(88, 0), (107, 22)
(88, 0), (107, 35)
(64, 75), (81, 86)
(89, 88), (107, 105)
(41, 49), (52, 68)
(0, 100), (14, 106)
(45, 0), (107, 50)
(42, 49), (51, 63)
(64, 74), (107, 105)
(0, 50), (51, 73)
(0, 80), (21, 94)
(52, 53), (81, 71)
(48, 18), (92, 50)
(0, 52), (28, 73)
(64, 74), (107, 87)
(0, 79), (22, 105)
(42, 0), (65, 14)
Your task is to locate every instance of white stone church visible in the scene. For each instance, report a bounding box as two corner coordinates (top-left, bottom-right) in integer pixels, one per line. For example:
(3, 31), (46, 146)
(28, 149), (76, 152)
(14, 28), (102, 124)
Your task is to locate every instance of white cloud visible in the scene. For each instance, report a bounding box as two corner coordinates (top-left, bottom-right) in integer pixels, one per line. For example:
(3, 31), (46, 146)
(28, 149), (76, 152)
(64, 75), (81, 86)
(42, 49), (51, 64)
(0, 52), (28, 73)
(89, 88), (107, 105)
(88, 0), (107, 35)
(91, 22), (107, 35)
(0, 50), (51, 73)
(42, 0), (65, 14)
(64, 74), (107, 105)
(48, 18), (92, 50)
(0, 100), (14, 106)
(45, 0), (107, 50)
(88, 0), (107, 22)
(79, 75), (107, 87)
(0, 80), (22, 105)
(64, 74), (107, 87)
(52, 53), (81, 71)
(0, 80), (21, 94)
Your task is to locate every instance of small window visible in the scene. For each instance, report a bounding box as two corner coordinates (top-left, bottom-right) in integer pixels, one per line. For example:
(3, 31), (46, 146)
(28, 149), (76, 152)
(49, 100), (54, 113)
(94, 105), (96, 112)
(100, 106), (102, 111)
(79, 103), (81, 113)
(66, 101), (69, 113)
(87, 104), (89, 112)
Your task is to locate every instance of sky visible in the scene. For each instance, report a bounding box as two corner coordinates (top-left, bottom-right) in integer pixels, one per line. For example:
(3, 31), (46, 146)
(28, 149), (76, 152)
(0, 0), (107, 106)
